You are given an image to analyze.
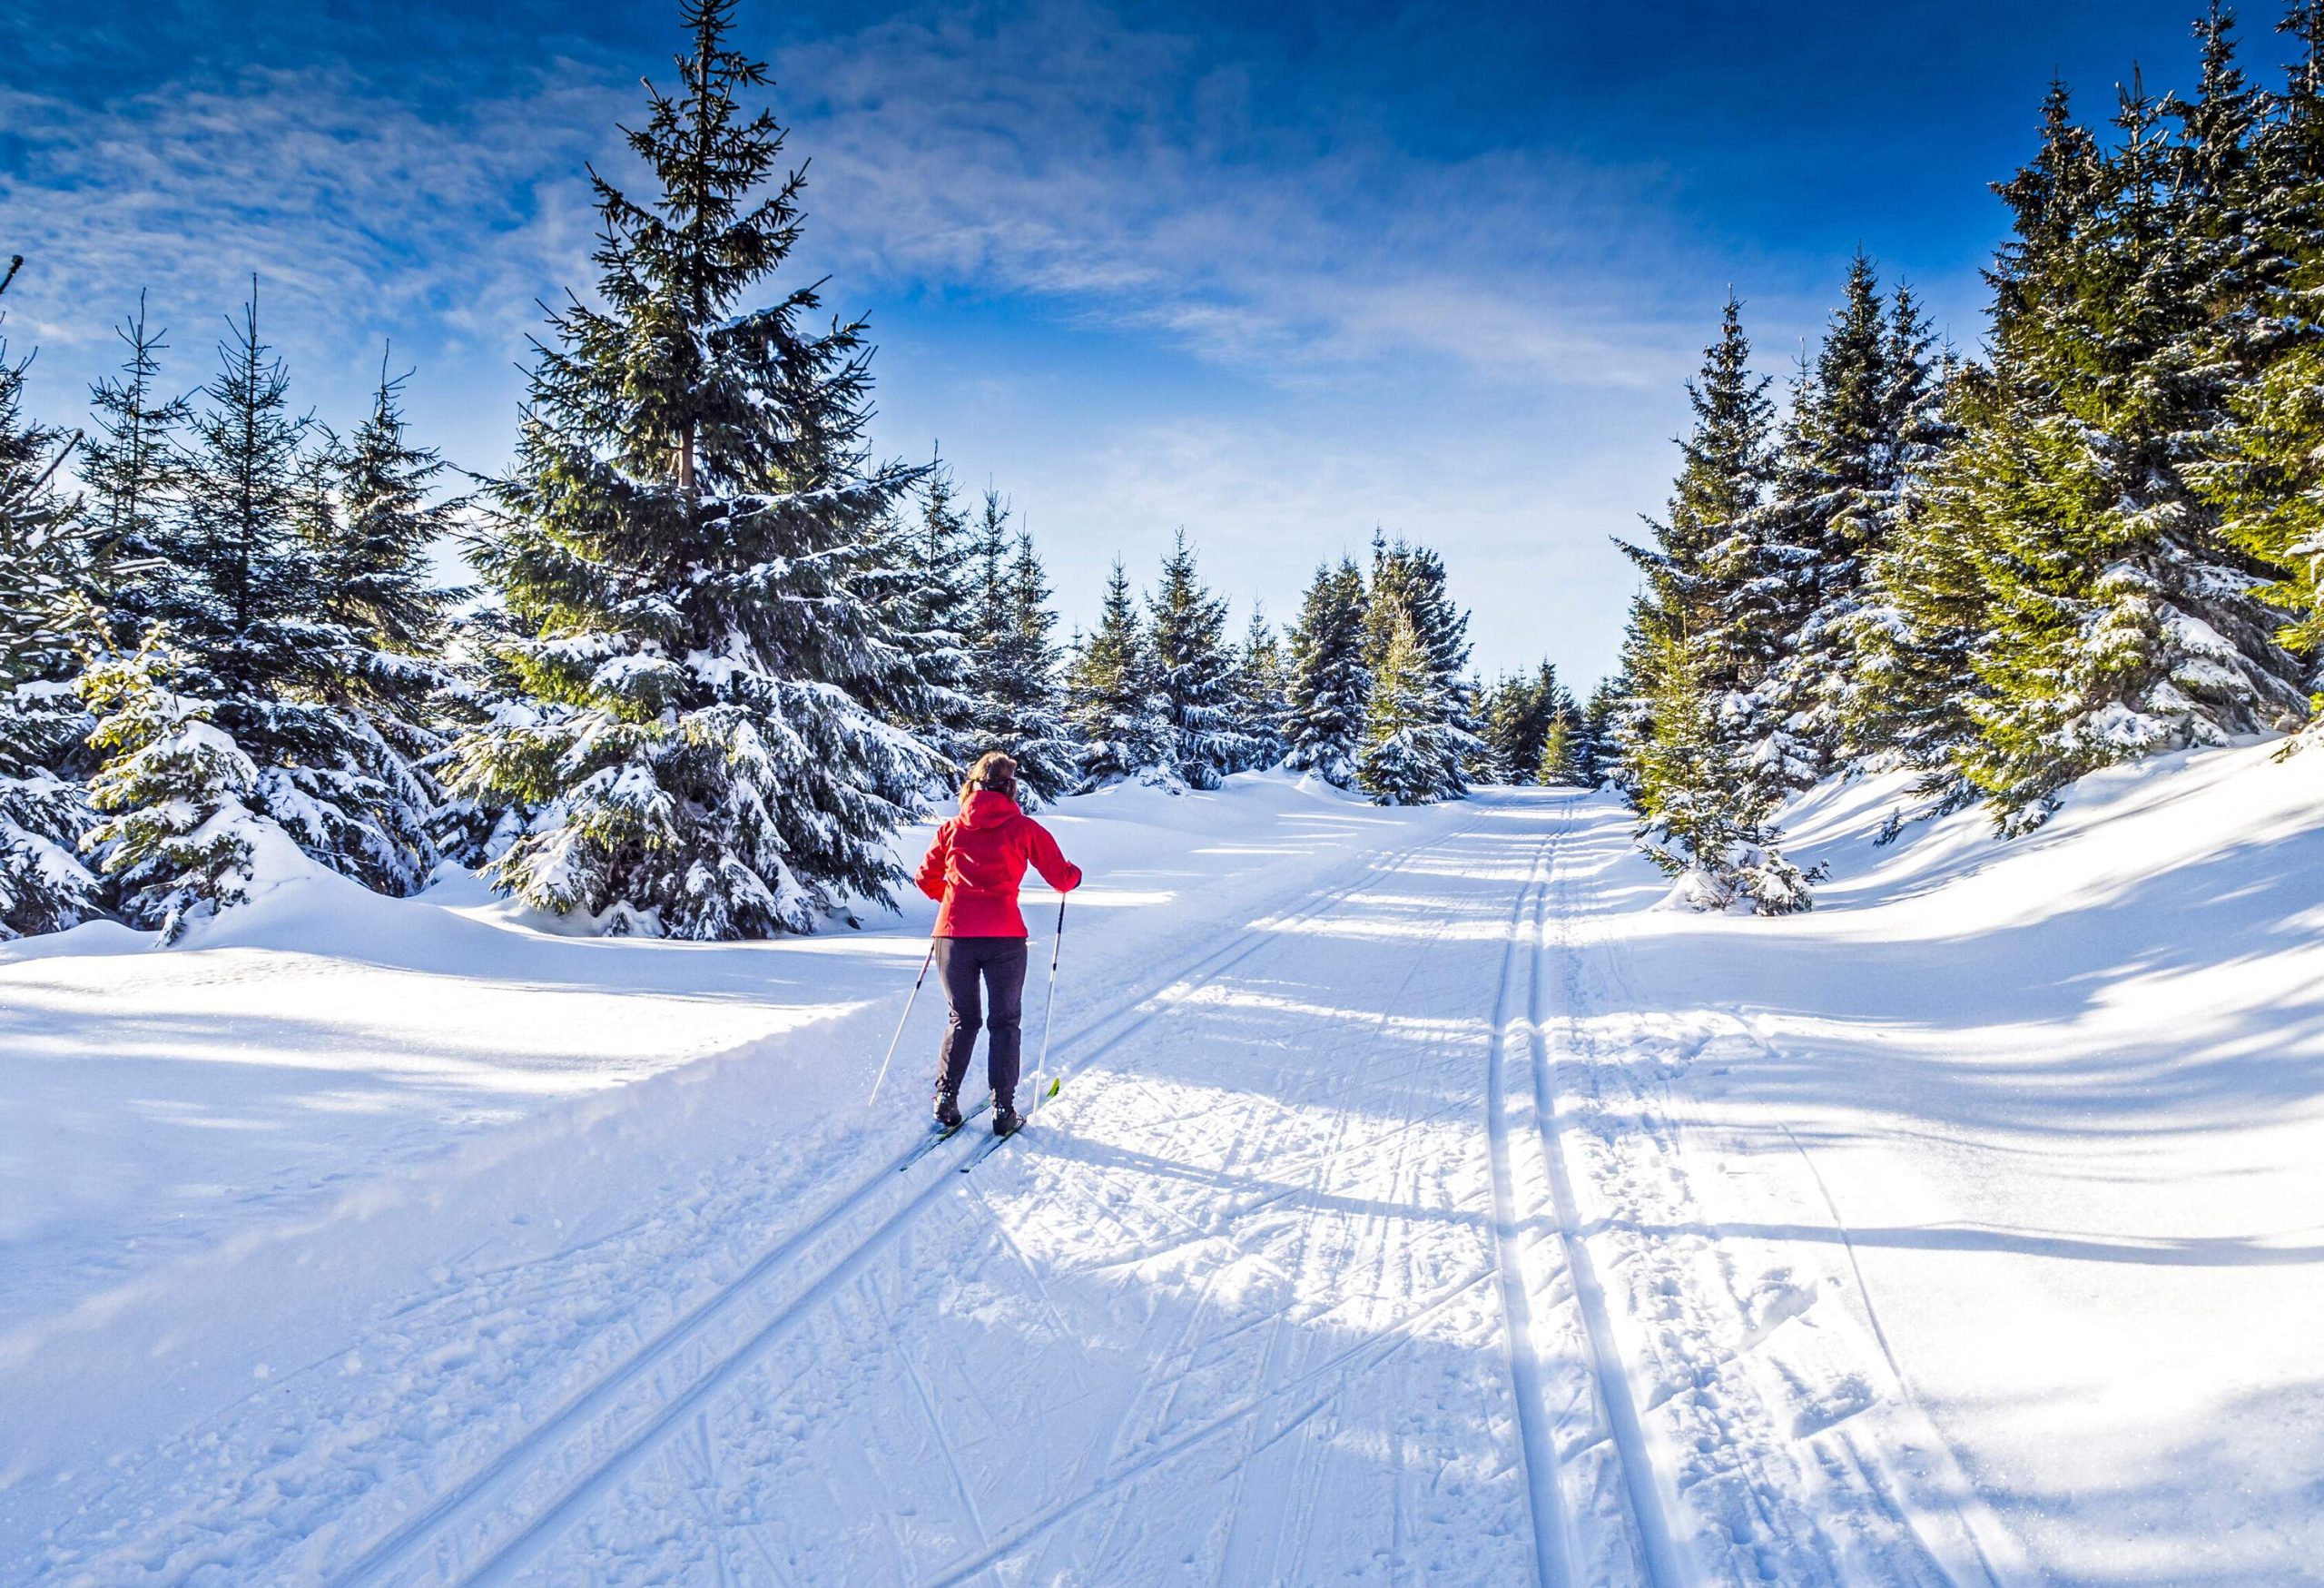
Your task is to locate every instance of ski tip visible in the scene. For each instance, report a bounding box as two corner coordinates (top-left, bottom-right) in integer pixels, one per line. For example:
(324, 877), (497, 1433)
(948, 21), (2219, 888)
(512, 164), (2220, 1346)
(1045, 1077), (1060, 1098)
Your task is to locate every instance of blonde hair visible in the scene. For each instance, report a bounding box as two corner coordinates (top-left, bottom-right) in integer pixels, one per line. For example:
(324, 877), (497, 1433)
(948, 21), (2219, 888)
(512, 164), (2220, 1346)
(959, 751), (1019, 815)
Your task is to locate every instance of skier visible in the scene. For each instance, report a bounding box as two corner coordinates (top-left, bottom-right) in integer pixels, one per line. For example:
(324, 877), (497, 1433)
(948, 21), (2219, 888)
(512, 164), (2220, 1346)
(915, 752), (1083, 1137)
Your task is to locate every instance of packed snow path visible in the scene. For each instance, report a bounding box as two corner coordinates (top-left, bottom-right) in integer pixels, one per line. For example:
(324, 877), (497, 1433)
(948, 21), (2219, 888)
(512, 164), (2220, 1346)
(25, 790), (2039, 1586)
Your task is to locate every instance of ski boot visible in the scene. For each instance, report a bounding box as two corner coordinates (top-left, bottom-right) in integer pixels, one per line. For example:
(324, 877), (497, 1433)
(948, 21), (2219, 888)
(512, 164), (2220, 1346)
(933, 1088), (963, 1131)
(992, 1100), (1023, 1138)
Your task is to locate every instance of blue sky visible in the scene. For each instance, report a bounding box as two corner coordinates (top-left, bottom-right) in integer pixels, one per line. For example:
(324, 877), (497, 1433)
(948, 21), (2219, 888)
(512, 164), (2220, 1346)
(0, 0), (2300, 681)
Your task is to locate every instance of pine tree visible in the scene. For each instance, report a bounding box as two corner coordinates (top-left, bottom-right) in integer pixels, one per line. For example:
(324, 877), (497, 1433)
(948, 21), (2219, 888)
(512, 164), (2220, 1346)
(1577, 679), (1620, 788)
(0, 261), (105, 937)
(1283, 557), (1369, 785)
(1629, 631), (1814, 912)
(1066, 559), (1171, 786)
(1234, 607), (1290, 770)
(318, 356), (467, 794)
(1480, 660), (1570, 784)
(81, 292), (191, 636)
(1842, 298), (1970, 798)
(1939, 72), (2305, 827)
(96, 283), (440, 897)
(1753, 253), (1941, 786)
(1147, 532), (1257, 788)
(1364, 536), (1475, 799)
(894, 455), (979, 782)
(1537, 708), (1582, 786)
(1612, 297), (1785, 853)
(1356, 612), (1471, 805)
(80, 634), (266, 945)
(2191, 1), (2324, 740)
(960, 496), (1077, 804)
(448, 1), (936, 935)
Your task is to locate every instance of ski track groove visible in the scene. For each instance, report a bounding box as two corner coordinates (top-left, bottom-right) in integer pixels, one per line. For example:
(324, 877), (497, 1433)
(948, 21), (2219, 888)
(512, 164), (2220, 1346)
(1017, 824), (1479, 1583)
(1526, 812), (1689, 1588)
(914, 1268), (1498, 1588)
(1484, 836), (1577, 1588)
(327, 818), (1467, 1588)
(1209, 882), (1457, 1587)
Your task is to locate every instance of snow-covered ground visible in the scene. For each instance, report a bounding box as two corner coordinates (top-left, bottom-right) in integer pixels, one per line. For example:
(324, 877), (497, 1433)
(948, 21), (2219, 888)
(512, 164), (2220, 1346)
(4, 751), (2319, 1583)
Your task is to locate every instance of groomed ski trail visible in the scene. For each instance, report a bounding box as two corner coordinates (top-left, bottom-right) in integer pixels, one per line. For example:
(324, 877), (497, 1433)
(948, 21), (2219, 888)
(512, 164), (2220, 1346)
(27, 791), (2043, 1587)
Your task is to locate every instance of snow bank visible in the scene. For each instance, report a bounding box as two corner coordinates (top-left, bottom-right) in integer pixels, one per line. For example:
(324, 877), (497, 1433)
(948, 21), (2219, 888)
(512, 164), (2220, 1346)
(1589, 738), (2324, 1582)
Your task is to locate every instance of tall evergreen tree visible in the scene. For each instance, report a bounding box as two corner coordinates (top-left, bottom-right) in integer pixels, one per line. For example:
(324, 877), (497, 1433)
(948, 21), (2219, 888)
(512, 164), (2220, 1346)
(1234, 607), (1290, 771)
(1283, 557), (1368, 785)
(2192, 1), (2324, 740)
(1480, 660), (1571, 784)
(81, 293), (190, 626)
(0, 261), (105, 937)
(84, 282), (437, 902)
(1752, 254), (1944, 786)
(1612, 295), (1804, 899)
(1066, 559), (1170, 786)
(1356, 611), (1472, 805)
(448, 1), (936, 935)
(1147, 532), (1256, 788)
(960, 494), (1076, 803)
(1363, 535), (1475, 800)
(1932, 73), (2306, 827)
(893, 454), (978, 783)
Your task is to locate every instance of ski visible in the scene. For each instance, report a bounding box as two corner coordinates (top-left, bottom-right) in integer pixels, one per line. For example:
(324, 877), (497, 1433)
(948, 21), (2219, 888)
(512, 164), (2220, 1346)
(960, 1129), (1018, 1174)
(899, 1098), (990, 1172)
(960, 1077), (1057, 1174)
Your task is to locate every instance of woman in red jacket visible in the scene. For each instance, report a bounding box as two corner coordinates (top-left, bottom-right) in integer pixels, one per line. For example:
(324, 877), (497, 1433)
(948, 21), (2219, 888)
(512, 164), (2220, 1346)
(915, 752), (1083, 1137)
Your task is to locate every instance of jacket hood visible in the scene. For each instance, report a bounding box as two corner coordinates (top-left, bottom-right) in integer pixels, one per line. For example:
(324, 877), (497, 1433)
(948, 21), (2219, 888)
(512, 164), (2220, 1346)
(960, 788), (1022, 829)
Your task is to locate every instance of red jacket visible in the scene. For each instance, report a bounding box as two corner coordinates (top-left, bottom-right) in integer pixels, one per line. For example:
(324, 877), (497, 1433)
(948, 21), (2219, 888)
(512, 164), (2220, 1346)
(916, 789), (1083, 937)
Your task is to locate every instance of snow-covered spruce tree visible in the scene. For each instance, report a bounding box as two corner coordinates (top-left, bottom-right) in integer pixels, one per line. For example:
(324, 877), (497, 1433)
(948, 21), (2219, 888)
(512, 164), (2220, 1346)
(1147, 532), (1258, 788)
(1942, 73), (2305, 828)
(1355, 611), (1471, 805)
(1066, 559), (1173, 787)
(1283, 557), (1368, 785)
(1480, 661), (1569, 784)
(80, 634), (265, 945)
(891, 455), (979, 784)
(82, 293), (192, 639)
(1841, 301), (1974, 807)
(1629, 630), (1814, 912)
(449, 2), (936, 935)
(1751, 254), (1943, 788)
(99, 284), (438, 897)
(959, 492), (1077, 804)
(318, 358), (468, 787)
(1576, 679), (1620, 788)
(2191, 4), (2324, 742)
(1612, 297), (1788, 849)
(0, 271), (106, 938)
(1233, 607), (1289, 771)
(1364, 536), (1475, 799)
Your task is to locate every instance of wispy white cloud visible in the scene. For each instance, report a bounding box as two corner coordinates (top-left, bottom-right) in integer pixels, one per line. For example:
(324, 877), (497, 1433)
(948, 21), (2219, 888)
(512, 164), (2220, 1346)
(776, 1), (1716, 390)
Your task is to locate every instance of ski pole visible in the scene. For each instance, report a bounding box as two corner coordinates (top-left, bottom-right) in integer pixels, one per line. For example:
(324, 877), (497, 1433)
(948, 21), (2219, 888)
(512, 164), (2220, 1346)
(1028, 895), (1067, 1119)
(866, 941), (937, 1107)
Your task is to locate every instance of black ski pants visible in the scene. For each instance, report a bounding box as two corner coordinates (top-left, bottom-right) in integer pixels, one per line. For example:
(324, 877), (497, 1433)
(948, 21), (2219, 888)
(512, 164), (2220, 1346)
(934, 935), (1029, 1105)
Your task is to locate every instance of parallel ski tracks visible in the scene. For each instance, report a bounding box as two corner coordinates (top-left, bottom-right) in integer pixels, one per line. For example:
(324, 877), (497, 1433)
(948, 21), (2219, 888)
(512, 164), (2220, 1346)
(1525, 802), (1689, 1587)
(327, 818), (1474, 1588)
(1483, 835), (1577, 1588)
